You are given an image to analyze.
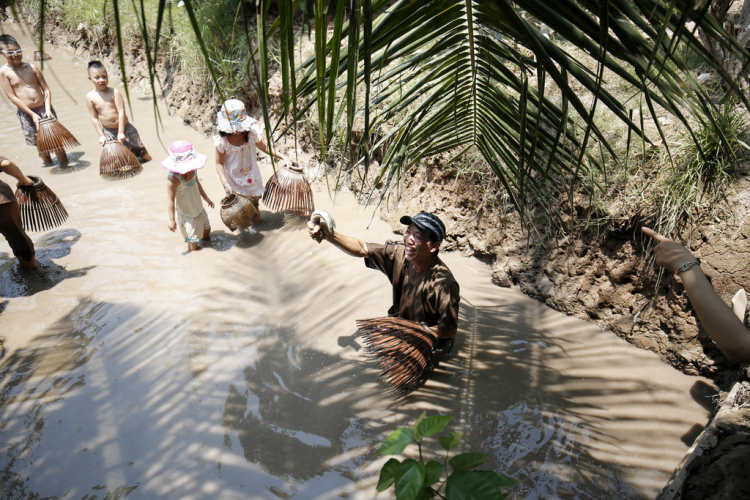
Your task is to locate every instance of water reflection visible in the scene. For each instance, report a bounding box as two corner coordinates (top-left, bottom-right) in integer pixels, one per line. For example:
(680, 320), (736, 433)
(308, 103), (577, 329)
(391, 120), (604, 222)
(222, 326), (368, 481)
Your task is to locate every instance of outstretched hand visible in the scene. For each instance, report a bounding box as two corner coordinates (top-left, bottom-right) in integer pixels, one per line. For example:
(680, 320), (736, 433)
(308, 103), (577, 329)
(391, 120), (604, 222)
(642, 227), (697, 272)
(307, 221), (328, 243)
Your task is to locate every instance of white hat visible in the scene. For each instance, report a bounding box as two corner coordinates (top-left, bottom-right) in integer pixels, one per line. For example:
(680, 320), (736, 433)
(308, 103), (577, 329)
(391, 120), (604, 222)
(216, 99), (257, 134)
(161, 140), (207, 174)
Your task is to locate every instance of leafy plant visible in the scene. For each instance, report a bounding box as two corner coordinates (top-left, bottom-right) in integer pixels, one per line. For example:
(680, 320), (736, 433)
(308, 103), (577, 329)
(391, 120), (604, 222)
(376, 412), (517, 500)
(656, 100), (750, 235)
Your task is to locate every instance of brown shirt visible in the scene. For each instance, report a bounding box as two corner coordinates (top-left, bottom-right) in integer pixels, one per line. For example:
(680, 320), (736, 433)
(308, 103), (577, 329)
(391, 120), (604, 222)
(365, 241), (460, 335)
(0, 156), (15, 205)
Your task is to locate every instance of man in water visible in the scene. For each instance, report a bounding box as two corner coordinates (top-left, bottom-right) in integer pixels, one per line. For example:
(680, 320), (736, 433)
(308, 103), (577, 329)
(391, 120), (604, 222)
(308, 211), (460, 351)
(0, 155), (35, 269)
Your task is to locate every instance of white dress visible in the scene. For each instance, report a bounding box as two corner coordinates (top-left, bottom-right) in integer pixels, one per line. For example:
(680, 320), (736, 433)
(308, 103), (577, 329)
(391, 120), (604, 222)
(214, 129), (265, 198)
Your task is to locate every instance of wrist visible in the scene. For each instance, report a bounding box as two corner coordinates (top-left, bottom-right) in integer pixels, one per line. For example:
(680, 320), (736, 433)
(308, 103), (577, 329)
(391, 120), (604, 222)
(676, 260), (700, 274)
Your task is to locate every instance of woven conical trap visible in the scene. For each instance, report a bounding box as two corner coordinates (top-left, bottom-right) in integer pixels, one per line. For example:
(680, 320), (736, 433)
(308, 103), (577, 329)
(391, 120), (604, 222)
(100, 141), (142, 180)
(14, 176), (68, 232)
(36, 117), (80, 156)
(357, 316), (437, 397)
(262, 165), (314, 216)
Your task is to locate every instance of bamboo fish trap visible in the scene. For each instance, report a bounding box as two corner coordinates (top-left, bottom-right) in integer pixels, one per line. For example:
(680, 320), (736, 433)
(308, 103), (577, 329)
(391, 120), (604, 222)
(357, 317), (437, 397)
(36, 117), (80, 156)
(100, 140), (141, 179)
(262, 165), (314, 216)
(220, 194), (258, 231)
(14, 176), (68, 232)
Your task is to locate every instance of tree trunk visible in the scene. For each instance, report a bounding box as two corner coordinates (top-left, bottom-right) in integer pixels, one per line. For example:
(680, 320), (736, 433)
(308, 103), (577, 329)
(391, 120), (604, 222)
(698, 0), (750, 91)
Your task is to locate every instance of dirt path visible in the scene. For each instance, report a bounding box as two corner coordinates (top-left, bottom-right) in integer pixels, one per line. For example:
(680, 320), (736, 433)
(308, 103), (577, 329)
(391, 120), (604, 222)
(0, 22), (719, 499)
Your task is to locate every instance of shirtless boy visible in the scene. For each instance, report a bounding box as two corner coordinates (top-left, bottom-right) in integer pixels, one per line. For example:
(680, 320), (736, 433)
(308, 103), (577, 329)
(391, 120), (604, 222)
(85, 61), (152, 162)
(0, 35), (68, 165)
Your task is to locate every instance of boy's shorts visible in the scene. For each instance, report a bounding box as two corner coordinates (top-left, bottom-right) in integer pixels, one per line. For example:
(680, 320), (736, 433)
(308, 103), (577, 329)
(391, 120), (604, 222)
(0, 201), (35, 263)
(16, 105), (58, 147)
(103, 123), (149, 159)
(177, 208), (210, 243)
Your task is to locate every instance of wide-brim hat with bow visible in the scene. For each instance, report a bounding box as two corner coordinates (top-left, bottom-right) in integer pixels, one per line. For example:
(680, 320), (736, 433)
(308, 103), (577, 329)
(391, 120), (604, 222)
(216, 99), (257, 134)
(161, 140), (207, 174)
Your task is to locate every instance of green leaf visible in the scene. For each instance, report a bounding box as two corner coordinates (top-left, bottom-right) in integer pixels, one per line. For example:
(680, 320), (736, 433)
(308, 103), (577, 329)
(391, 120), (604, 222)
(424, 460), (443, 486)
(409, 411), (428, 435)
(394, 459), (426, 500)
(416, 486), (436, 500)
(377, 428), (414, 456)
(445, 469), (513, 500)
(449, 453), (489, 472)
(416, 415), (453, 439)
(376, 458), (401, 492)
(439, 432), (462, 451)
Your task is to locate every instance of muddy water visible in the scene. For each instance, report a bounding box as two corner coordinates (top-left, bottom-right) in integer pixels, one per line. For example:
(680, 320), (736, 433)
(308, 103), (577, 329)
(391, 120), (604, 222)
(0, 22), (715, 499)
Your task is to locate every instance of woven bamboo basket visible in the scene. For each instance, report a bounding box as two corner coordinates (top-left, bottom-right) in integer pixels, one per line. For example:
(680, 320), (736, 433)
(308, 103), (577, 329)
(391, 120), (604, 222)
(14, 176), (68, 232)
(100, 141), (141, 179)
(36, 117), (80, 156)
(357, 316), (437, 397)
(220, 194), (258, 231)
(262, 165), (314, 216)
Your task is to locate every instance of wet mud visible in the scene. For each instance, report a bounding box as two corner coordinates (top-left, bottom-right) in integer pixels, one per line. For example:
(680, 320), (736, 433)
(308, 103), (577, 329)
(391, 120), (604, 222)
(0, 22), (721, 499)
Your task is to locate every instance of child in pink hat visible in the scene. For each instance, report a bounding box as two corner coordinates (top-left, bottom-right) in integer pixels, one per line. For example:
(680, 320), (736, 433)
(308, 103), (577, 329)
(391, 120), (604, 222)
(163, 140), (214, 252)
(214, 99), (293, 225)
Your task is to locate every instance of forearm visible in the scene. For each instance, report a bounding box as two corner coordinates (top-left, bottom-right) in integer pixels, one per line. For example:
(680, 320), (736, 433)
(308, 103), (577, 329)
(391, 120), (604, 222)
(257, 141), (287, 162)
(167, 201), (176, 223)
(680, 267), (750, 363)
(0, 160), (32, 185)
(9, 95), (36, 117)
(197, 180), (209, 199)
(90, 117), (105, 138)
(323, 231), (368, 258)
(215, 162), (230, 187)
(118, 113), (126, 136)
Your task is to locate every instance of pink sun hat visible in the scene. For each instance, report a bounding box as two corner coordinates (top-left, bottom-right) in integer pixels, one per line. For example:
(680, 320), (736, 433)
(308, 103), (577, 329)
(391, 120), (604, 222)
(161, 140), (207, 174)
(216, 99), (257, 133)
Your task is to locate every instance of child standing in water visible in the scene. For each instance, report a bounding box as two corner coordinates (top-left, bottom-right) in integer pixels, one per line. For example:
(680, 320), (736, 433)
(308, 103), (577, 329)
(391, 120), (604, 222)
(0, 35), (68, 165)
(85, 61), (152, 162)
(164, 141), (214, 252)
(214, 99), (293, 224)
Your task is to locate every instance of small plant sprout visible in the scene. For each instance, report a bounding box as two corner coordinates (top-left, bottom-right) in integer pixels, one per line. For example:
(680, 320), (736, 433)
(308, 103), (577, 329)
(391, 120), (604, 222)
(376, 412), (517, 500)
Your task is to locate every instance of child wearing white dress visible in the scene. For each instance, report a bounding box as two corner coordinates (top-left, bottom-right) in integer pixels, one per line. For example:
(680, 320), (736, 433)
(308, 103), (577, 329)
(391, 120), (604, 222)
(164, 140), (214, 252)
(214, 99), (293, 225)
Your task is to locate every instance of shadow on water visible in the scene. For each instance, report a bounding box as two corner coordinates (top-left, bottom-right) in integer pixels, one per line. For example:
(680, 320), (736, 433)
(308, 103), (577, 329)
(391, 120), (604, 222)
(0, 298), (139, 499)
(48, 151), (90, 174)
(0, 224), (708, 499)
(182, 241), (703, 499)
(0, 229), (93, 298)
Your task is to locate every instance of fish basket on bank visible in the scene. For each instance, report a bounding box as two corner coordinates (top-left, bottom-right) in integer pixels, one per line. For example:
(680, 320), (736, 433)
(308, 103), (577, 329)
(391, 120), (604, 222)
(100, 141), (142, 180)
(357, 317), (437, 397)
(220, 194), (257, 231)
(262, 165), (314, 216)
(36, 117), (80, 156)
(14, 176), (68, 232)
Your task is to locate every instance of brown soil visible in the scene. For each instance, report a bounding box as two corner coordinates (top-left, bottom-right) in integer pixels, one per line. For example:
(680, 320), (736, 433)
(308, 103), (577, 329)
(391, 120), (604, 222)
(377, 160), (750, 390)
